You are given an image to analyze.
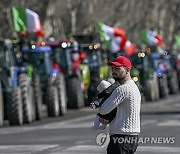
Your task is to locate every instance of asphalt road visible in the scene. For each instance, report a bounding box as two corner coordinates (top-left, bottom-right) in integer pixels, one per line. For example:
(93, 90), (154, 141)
(0, 94), (180, 154)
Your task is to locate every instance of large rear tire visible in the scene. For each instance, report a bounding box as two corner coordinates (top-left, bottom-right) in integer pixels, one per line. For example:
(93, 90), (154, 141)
(45, 86), (59, 117)
(168, 71), (179, 94)
(33, 74), (43, 120)
(0, 81), (4, 126)
(19, 74), (34, 123)
(158, 75), (168, 98)
(66, 77), (84, 109)
(54, 74), (67, 116)
(6, 87), (23, 125)
(144, 79), (156, 101)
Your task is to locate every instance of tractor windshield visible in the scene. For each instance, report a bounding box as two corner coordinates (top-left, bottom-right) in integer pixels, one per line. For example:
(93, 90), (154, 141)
(51, 47), (73, 68)
(84, 49), (101, 68)
(23, 52), (51, 75)
(0, 45), (17, 68)
(0, 46), (6, 68)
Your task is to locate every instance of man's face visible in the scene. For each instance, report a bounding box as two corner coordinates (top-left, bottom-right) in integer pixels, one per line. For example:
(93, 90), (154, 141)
(111, 66), (128, 81)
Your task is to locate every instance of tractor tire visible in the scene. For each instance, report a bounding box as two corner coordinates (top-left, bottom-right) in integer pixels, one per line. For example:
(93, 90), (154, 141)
(66, 77), (84, 109)
(54, 74), (67, 116)
(144, 79), (156, 101)
(84, 89), (89, 106)
(19, 74), (34, 123)
(6, 87), (23, 125)
(45, 86), (59, 117)
(158, 75), (168, 98)
(154, 75), (160, 101)
(33, 74), (43, 120)
(168, 72), (179, 94)
(0, 81), (4, 126)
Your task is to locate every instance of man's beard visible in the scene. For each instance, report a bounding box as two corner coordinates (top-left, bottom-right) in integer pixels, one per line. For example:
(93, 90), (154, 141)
(113, 73), (126, 81)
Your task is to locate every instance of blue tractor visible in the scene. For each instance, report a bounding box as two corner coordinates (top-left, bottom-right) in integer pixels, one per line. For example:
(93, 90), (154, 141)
(150, 52), (169, 98)
(0, 39), (35, 125)
(22, 45), (67, 117)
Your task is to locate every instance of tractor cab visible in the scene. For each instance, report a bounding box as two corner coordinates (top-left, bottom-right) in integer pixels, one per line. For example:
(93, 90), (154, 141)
(22, 46), (52, 88)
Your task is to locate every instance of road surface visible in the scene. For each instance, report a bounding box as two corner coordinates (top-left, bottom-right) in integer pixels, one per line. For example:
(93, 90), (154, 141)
(0, 94), (180, 154)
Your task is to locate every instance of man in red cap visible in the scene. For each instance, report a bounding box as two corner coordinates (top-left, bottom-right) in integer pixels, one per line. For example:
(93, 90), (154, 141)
(98, 56), (141, 154)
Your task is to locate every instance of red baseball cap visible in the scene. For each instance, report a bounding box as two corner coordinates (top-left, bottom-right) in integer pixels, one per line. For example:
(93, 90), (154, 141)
(107, 56), (132, 70)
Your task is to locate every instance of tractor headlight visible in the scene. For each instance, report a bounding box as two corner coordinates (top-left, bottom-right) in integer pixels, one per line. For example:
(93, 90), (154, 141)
(132, 77), (138, 82)
(62, 42), (67, 48)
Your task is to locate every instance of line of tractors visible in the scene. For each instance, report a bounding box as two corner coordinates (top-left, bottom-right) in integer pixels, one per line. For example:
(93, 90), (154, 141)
(0, 38), (109, 126)
(0, 36), (180, 127)
(130, 47), (180, 101)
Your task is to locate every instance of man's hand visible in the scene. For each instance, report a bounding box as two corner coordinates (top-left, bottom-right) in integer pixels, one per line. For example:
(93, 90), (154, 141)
(99, 117), (109, 125)
(90, 101), (99, 109)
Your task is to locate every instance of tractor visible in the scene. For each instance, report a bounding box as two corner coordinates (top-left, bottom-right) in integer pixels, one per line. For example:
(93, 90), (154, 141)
(42, 40), (89, 108)
(0, 39), (35, 125)
(161, 53), (179, 94)
(81, 43), (109, 101)
(22, 45), (67, 116)
(130, 51), (160, 101)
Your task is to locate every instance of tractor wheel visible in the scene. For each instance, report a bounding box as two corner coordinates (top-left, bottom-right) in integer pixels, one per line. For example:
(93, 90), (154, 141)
(66, 77), (84, 109)
(45, 86), (59, 117)
(158, 75), (168, 98)
(168, 71), (179, 94)
(33, 74), (43, 120)
(84, 89), (89, 106)
(154, 75), (159, 101)
(54, 74), (67, 116)
(0, 81), (4, 126)
(145, 79), (155, 101)
(6, 87), (23, 125)
(19, 74), (34, 123)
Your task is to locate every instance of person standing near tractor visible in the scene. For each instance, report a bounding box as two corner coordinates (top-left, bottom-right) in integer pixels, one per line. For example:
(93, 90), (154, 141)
(98, 56), (141, 154)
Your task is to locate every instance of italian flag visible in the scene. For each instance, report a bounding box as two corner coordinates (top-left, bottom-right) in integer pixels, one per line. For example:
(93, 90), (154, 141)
(124, 40), (138, 56)
(98, 22), (137, 56)
(98, 22), (127, 51)
(12, 6), (44, 37)
(175, 35), (180, 47)
(140, 29), (164, 47)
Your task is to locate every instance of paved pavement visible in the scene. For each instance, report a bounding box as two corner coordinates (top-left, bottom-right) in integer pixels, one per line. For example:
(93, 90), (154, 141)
(0, 94), (180, 154)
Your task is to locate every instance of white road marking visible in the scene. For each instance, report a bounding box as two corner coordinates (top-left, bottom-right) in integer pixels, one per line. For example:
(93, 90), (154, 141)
(0, 144), (180, 153)
(137, 146), (180, 153)
(0, 144), (58, 153)
(141, 120), (157, 126)
(157, 120), (180, 126)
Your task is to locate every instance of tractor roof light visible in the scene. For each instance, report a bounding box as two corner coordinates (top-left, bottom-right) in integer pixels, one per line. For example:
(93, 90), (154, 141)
(141, 53), (145, 57)
(132, 77), (138, 82)
(138, 53), (141, 57)
(94, 44), (98, 49)
(31, 45), (36, 49)
(138, 52), (146, 58)
(62, 42), (67, 48)
(146, 48), (151, 52)
(89, 45), (93, 50)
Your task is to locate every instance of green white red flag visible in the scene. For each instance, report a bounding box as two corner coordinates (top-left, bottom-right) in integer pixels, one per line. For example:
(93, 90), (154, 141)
(12, 6), (44, 37)
(98, 22), (137, 56)
(140, 29), (164, 47)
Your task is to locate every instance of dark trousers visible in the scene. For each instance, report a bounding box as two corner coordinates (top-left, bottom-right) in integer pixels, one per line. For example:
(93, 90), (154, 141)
(107, 134), (139, 154)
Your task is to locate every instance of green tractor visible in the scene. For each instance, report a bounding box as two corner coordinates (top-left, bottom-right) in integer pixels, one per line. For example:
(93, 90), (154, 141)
(81, 43), (109, 101)
(130, 51), (159, 101)
(43, 40), (89, 108)
(22, 45), (67, 116)
(0, 39), (35, 125)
